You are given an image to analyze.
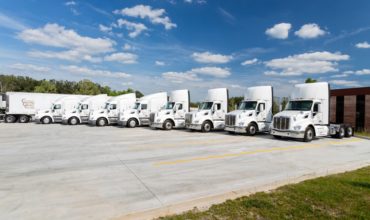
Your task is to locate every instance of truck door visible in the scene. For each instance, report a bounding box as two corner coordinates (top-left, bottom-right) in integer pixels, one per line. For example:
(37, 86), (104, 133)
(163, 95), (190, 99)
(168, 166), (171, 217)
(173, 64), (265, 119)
(212, 102), (223, 120)
(256, 102), (266, 122)
(108, 104), (118, 122)
(139, 104), (149, 118)
(175, 103), (184, 119)
(312, 102), (323, 124)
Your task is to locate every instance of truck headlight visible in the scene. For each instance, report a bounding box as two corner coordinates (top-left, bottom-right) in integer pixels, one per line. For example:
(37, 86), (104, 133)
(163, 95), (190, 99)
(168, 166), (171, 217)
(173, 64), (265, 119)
(157, 119), (161, 122)
(239, 122), (244, 126)
(194, 120), (199, 123)
(293, 125), (301, 131)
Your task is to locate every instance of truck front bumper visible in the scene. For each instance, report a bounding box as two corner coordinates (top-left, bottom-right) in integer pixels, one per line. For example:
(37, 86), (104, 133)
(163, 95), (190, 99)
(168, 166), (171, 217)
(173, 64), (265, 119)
(150, 122), (163, 129)
(88, 119), (97, 126)
(270, 129), (305, 138)
(62, 119), (68, 124)
(186, 123), (202, 130)
(224, 126), (247, 133)
(118, 120), (126, 126)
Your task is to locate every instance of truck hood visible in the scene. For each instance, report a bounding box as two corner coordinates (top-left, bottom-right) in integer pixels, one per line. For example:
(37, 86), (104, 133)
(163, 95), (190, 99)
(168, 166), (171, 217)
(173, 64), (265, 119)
(274, 111), (311, 121)
(227, 110), (254, 116)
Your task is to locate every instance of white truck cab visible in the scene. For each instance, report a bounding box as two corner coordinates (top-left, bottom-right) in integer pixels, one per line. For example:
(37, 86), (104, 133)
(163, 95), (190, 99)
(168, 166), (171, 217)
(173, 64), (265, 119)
(225, 86), (273, 135)
(119, 92), (167, 128)
(88, 93), (136, 126)
(62, 94), (108, 125)
(149, 90), (190, 130)
(35, 95), (88, 124)
(185, 88), (228, 132)
(271, 82), (353, 142)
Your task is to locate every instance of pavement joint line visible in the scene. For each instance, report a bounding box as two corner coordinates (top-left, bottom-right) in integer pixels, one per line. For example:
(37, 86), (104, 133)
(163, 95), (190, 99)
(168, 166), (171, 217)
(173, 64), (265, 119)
(153, 138), (363, 167)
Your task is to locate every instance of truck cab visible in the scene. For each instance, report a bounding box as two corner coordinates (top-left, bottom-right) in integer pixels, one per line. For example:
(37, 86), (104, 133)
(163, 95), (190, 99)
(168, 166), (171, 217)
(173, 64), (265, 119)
(62, 94), (108, 125)
(119, 92), (167, 128)
(185, 88), (228, 132)
(150, 90), (190, 130)
(88, 93), (136, 126)
(225, 86), (273, 135)
(271, 82), (353, 142)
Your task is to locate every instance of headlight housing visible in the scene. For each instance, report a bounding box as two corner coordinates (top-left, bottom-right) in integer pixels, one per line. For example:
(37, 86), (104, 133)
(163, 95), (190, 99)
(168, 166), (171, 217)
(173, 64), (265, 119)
(293, 125), (301, 131)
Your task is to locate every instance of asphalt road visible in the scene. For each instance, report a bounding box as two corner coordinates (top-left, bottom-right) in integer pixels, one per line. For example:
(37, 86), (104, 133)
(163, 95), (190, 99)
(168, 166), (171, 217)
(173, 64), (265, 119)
(0, 123), (369, 220)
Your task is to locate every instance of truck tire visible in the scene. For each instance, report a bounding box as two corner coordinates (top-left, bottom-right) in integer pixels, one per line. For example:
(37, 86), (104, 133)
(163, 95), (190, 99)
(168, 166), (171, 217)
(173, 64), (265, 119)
(18, 115), (30, 123)
(163, 120), (173, 130)
(201, 121), (212, 132)
(41, 116), (52, 124)
(69, 117), (79, 125)
(127, 118), (137, 128)
(96, 118), (107, 127)
(336, 126), (345, 139)
(345, 126), (353, 137)
(5, 115), (17, 123)
(303, 127), (314, 142)
(246, 123), (257, 136)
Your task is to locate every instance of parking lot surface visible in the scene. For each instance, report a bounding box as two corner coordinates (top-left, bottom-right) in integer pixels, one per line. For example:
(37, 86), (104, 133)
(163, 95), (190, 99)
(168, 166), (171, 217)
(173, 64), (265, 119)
(0, 123), (369, 220)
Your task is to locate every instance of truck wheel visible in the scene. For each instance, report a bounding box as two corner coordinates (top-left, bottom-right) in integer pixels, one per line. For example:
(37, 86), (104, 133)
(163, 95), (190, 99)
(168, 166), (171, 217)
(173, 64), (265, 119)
(201, 121), (212, 132)
(163, 120), (173, 130)
(127, 118), (137, 128)
(5, 115), (17, 123)
(345, 126), (353, 137)
(18, 115), (30, 123)
(303, 127), (314, 142)
(69, 117), (79, 125)
(336, 126), (345, 139)
(41, 116), (52, 124)
(96, 118), (107, 127)
(246, 123), (257, 136)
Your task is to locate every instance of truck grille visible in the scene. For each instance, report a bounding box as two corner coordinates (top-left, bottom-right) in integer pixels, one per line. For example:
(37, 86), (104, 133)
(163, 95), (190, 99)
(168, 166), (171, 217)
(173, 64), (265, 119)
(225, 115), (236, 126)
(185, 113), (192, 125)
(149, 112), (155, 123)
(273, 117), (290, 130)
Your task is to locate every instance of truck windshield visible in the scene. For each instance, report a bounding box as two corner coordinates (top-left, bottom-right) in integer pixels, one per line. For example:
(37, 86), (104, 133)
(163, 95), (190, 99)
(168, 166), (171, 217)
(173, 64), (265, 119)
(285, 100), (313, 111)
(238, 101), (257, 110)
(134, 102), (140, 109)
(53, 104), (61, 110)
(164, 102), (175, 109)
(200, 102), (213, 110)
(104, 103), (110, 109)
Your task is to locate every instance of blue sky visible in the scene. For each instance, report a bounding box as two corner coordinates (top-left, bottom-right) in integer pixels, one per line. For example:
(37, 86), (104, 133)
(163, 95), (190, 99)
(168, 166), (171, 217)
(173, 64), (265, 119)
(1, 0), (370, 100)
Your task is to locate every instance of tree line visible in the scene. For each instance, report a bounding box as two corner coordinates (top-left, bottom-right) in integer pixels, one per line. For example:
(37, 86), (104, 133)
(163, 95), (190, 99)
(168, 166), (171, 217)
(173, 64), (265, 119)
(0, 74), (144, 98)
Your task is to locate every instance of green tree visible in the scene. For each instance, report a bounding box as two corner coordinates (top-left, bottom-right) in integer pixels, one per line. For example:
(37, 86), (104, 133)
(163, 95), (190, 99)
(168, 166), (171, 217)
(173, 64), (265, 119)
(76, 79), (101, 95)
(305, 78), (317, 83)
(34, 80), (57, 93)
(280, 97), (289, 110)
(228, 96), (244, 111)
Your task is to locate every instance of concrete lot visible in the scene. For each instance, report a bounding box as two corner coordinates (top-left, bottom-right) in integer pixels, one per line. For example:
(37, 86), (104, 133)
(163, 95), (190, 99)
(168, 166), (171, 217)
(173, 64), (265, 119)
(0, 123), (369, 220)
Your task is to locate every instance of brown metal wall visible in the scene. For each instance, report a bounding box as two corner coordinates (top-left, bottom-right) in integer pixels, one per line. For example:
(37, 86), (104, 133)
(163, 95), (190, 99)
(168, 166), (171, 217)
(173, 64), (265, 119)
(329, 96), (336, 123)
(343, 96), (356, 127)
(366, 95), (370, 131)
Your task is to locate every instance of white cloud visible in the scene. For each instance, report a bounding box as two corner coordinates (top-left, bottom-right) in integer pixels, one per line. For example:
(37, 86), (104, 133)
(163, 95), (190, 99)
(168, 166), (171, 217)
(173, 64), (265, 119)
(122, 82), (133, 86)
(61, 65), (131, 78)
(241, 58), (258, 65)
(355, 41), (370, 49)
(288, 80), (300, 84)
(116, 19), (148, 38)
(192, 51), (232, 64)
(65, 1), (76, 6)
(28, 50), (102, 63)
(9, 63), (50, 73)
(331, 73), (349, 78)
(162, 72), (200, 83)
(329, 80), (360, 87)
(355, 69), (370, 75)
(104, 52), (138, 64)
(0, 12), (27, 31)
(162, 66), (231, 83)
(155, 61), (165, 66)
(265, 23), (291, 39)
(114, 5), (176, 30)
(264, 51), (350, 76)
(123, 43), (133, 51)
(99, 24), (112, 33)
(189, 67), (231, 78)
(295, 23), (326, 39)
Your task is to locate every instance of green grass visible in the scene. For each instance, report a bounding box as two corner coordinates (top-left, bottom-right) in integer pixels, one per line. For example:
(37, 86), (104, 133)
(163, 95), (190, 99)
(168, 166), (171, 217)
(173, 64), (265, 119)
(158, 166), (370, 220)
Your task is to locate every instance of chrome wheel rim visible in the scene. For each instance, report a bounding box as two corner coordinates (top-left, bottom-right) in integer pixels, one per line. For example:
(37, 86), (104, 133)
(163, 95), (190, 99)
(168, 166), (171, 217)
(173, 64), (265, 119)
(307, 129), (313, 140)
(250, 126), (256, 134)
(71, 118), (77, 125)
(166, 122), (172, 129)
(43, 118), (50, 124)
(129, 120), (136, 127)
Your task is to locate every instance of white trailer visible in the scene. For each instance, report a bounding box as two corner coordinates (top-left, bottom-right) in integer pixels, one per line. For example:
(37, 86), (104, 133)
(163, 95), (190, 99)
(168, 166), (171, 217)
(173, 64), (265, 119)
(185, 88), (228, 132)
(149, 90), (190, 130)
(119, 92), (168, 128)
(271, 82), (353, 142)
(225, 86), (273, 135)
(35, 95), (90, 124)
(88, 93), (136, 126)
(62, 94), (109, 125)
(1, 92), (68, 123)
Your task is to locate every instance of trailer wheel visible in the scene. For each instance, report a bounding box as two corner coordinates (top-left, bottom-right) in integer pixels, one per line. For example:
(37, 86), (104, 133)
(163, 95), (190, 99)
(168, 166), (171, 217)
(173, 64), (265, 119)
(18, 115), (29, 123)
(41, 116), (52, 124)
(303, 127), (314, 142)
(96, 118), (107, 127)
(336, 126), (345, 139)
(246, 123), (257, 136)
(5, 115), (17, 123)
(127, 118), (137, 128)
(201, 121), (212, 132)
(69, 117), (79, 125)
(345, 126), (353, 138)
(163, 120), (173, 130)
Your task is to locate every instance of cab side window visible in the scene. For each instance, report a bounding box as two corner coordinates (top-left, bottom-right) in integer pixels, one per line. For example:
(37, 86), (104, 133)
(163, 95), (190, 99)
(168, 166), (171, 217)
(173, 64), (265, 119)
(313, 103), (320, 112)
(111, 104), (117, 110)
(215, 103), (221, 110)
(141, 104), (148, 110)
(257, 103), (265, 112)
(177, 104), (183, 110)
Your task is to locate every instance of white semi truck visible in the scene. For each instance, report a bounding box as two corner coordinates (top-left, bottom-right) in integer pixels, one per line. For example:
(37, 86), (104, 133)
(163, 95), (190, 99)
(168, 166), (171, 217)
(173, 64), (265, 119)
(185, 88), (229, 132)
(35, 95), (89, 124)
(118, 92), (168, 128)
(1, 92), (68, 123)
(149, 89), (190, 130)
(88, 93), (136, 126)
(62, 94), (109, 125)
(271, 82), (353, 142)
(225, 86), (273, 135)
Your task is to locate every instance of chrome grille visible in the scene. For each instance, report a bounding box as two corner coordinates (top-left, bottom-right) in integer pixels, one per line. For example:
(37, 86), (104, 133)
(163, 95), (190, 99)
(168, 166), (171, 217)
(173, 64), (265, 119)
(273, 117), (290, 130)
(185, 113), (192, 125)
(149, 112), (155, 123)
(225, 115), (236, 126)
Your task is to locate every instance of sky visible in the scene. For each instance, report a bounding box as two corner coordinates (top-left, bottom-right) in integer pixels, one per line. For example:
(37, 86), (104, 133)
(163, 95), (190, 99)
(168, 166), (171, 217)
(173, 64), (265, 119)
(0, 0), (370, 101)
